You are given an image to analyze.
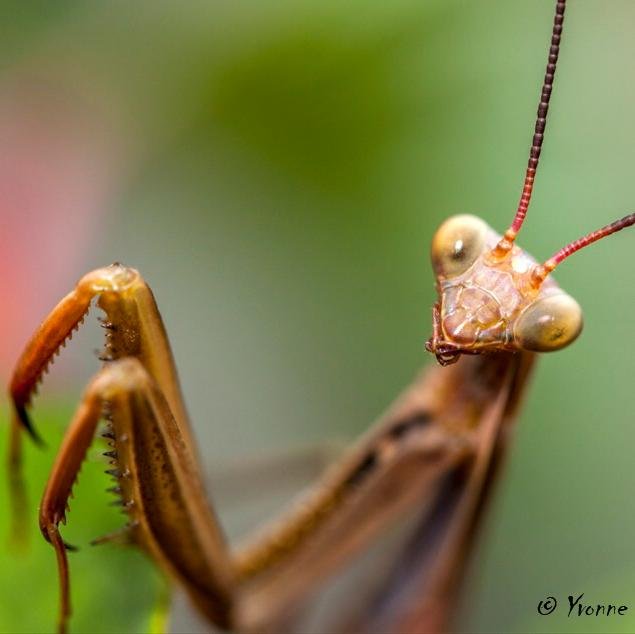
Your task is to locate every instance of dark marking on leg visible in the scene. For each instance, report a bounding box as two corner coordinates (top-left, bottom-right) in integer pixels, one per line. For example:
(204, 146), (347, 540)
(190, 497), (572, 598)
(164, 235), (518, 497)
(387, 413), (431, 441)
(344, 451), (378, 488)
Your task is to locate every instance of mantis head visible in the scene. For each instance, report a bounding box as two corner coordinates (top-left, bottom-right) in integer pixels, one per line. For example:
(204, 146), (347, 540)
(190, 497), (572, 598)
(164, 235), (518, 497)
(425, 0), (634, 365)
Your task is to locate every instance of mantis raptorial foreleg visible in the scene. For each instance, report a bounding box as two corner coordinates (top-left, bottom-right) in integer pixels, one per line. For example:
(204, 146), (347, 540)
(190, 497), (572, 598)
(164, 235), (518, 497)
(9, 263), (529, 634)
(39, 357), (235, 632)
(9, 265), (234, 631)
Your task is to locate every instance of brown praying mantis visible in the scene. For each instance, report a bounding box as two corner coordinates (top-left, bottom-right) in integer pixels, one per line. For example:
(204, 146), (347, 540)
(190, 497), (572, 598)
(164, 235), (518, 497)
(7, 0), (635, 632)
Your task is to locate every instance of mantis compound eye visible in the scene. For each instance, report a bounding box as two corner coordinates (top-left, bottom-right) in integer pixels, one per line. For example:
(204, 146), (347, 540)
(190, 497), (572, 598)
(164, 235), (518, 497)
(514, 293), (583, 352)
(431, 214), (488, 279)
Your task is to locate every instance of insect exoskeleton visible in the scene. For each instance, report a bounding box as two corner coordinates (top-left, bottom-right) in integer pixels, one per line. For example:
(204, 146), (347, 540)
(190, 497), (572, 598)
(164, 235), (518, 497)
(430, 213), (583, 355)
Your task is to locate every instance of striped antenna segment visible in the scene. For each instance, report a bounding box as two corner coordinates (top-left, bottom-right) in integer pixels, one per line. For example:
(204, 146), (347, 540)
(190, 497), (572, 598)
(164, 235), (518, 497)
(532, 213), (635, 285)
(494, 0), (566, 258)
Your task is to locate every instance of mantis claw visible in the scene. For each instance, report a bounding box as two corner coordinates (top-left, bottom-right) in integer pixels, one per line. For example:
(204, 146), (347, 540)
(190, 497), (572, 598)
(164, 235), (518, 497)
(13, 404), (45, 447)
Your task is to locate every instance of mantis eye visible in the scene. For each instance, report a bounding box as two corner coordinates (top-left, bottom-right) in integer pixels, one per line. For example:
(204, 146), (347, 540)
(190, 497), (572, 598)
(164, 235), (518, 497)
(514, 293), (583, 352)
(431, 214), (488, 279)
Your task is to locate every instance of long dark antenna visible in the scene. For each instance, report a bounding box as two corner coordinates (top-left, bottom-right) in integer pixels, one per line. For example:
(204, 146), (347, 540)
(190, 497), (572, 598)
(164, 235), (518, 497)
(493, 0), (566, 257)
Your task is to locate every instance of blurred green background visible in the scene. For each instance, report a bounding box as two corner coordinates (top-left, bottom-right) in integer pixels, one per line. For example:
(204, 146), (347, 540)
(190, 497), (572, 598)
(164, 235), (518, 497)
(1, 1), (634, 632)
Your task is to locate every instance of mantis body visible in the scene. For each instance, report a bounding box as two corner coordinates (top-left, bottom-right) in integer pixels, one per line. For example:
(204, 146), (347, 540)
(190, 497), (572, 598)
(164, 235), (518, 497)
(7, 1), (635, 632)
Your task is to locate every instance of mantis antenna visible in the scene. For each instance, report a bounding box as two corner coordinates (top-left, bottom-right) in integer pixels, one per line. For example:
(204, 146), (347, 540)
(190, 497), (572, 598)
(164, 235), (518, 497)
(492, 0), (566, 257)
(531, 212), (635, 286)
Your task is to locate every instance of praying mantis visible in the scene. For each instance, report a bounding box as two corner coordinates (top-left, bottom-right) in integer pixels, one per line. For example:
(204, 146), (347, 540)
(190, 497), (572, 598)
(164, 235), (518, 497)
(7, 0), (635, 632)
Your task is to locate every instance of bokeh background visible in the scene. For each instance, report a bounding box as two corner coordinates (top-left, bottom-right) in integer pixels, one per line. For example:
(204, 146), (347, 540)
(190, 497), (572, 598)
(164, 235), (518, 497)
(1, 1), (634, 632)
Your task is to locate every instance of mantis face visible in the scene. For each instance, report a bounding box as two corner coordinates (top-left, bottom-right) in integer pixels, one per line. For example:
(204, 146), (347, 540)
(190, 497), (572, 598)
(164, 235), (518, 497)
(427, 214), (583, 364)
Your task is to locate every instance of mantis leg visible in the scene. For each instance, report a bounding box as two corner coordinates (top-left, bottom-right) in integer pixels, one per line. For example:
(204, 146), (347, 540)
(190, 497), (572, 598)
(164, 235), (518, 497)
(8, 264), (233, 632)
(232, 353), (531, 632)
(38, 358), (235, 634)
(347, 352), (534, 634)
